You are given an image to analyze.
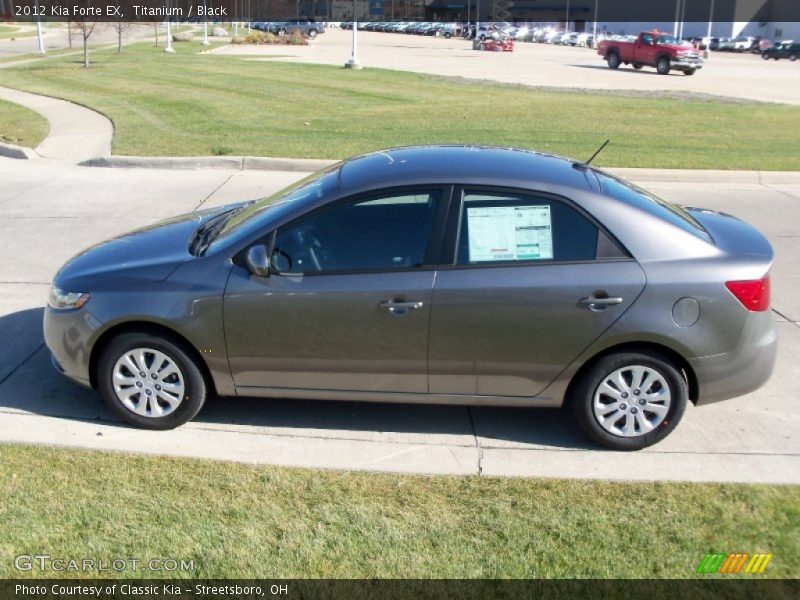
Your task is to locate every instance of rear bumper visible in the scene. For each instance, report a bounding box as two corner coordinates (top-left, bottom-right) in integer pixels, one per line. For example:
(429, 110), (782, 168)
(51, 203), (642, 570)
(690, 311), (777, 406)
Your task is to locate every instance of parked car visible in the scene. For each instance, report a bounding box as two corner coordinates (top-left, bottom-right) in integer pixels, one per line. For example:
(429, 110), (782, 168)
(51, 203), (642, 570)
(716, 38), (735, 51)
(45, 146), (776, 451)
(475, 23), (501, 41)
(733, 36), (756, 51)
(267, 21), (324, 37)
(598, 31), (704, 75)
(575, 32), (594, 47)
(762, 42), (800, 60)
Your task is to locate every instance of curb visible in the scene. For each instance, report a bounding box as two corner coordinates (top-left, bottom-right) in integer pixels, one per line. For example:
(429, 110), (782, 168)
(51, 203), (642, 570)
(75, 154), (800, 183)
(80, 155), (337, 172)
(0, 141), (39, 160)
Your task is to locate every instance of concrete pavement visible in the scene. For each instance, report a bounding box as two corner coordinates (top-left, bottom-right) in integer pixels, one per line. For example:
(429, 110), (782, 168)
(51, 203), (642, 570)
(0, 156), (798, 483)
(217, 28), (800, 106)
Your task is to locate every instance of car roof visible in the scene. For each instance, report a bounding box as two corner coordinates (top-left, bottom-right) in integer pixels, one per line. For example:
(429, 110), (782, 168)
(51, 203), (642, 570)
(337, 145), (594, 192)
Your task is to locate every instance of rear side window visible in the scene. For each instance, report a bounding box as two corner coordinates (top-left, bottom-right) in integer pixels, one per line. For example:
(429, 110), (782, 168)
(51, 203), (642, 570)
(595, 172), (712, 242)
(455, 191), (611, 265)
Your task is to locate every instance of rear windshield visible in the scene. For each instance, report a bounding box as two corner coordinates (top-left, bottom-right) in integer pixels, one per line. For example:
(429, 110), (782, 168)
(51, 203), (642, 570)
(594, 171), (712, 242)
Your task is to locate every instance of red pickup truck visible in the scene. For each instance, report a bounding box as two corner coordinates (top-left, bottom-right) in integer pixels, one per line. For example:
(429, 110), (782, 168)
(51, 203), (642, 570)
(597, 31), (704, 75)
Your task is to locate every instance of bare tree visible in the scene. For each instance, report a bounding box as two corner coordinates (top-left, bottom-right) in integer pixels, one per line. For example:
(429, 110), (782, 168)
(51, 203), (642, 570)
(109, 0), (134, 53)
(153, 21), (160, 47)
(75, 20), (97, 67)
(67, 21), (73, 49)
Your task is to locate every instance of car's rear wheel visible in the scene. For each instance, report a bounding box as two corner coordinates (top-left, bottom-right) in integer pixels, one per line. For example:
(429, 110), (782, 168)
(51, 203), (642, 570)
(656, 56), (670, 75)
(790, 54), (797, 61)
(98, 332), (207, 430)
(762, 52), (769, 59)
(606, 52), (620, 69)
(571, 352), (687, 450)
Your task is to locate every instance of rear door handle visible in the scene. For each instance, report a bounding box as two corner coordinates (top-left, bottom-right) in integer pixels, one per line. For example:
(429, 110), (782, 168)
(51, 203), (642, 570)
(380, 299), (424, 316)
(580, 295), (624, 308)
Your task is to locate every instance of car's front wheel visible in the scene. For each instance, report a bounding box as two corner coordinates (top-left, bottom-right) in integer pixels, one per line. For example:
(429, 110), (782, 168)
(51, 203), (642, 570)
(606, 52), (620, 69)
(98, 332), (207, 430)
(571, 352), (687, 450)
(308, 29), (317, 38)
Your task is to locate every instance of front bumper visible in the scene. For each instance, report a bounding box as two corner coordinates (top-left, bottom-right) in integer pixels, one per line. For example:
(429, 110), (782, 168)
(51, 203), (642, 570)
(689, 310), (777, 405)
(673, 58), (704, 69)
(43, 306), (97, 389)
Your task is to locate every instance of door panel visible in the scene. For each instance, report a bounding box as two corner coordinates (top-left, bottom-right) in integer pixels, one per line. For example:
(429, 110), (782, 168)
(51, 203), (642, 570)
(224, 268), (435, 393)
(429, 262), (646, 397)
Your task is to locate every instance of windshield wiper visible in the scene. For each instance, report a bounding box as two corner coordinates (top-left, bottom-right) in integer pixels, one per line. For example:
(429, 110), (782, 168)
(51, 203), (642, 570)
(190, 204), (250, 256)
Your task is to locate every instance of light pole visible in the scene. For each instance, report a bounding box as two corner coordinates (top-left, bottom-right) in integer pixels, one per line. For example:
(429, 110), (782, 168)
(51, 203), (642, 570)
(592, 0), (598, 48)
(565, 0), (570, 32)
(673, 0), (680, 37)
(164, 0), (175, 53)
(345, 0), (362, 69)
(34, 0), (45, 54)
(704, 0), (715, 58)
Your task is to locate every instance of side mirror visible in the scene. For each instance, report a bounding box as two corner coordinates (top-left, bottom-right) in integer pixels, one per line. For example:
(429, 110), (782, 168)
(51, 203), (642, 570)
(246, 245), (270, 278)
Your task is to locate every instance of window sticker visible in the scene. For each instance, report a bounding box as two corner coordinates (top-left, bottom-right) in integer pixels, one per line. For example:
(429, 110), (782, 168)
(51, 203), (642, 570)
(466, 205), (553, 262)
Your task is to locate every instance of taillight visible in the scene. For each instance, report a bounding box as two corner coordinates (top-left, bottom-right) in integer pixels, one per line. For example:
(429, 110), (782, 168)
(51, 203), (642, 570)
(725, 276), (770, 312)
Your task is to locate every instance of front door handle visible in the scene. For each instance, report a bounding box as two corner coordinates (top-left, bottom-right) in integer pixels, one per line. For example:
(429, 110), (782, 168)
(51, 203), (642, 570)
(580, 295), (624, 309)
(380, 299), (424, 316)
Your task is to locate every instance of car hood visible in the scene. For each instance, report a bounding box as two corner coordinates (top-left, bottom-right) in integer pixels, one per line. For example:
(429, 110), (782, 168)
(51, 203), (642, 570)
(54, 203), (242, 291)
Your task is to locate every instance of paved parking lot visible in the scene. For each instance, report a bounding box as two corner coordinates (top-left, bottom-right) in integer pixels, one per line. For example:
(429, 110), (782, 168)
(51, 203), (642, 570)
(216, 28), (800, 105)
(0, 156), (798, 482)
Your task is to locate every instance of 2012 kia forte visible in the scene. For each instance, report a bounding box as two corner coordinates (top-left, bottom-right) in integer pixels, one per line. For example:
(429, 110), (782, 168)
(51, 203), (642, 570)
(44, 146), (777, 450)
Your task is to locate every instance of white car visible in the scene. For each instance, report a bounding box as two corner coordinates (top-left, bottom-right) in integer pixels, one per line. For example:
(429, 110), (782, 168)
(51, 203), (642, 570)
(576, 32), (594, 47)
(733, 36), (755, 51)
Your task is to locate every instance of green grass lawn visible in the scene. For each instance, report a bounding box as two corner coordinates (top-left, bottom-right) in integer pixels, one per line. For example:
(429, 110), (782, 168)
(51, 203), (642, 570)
(0, 98), (48, 147)
(1, 444), (797, 579)
(1, 42), (798, 169)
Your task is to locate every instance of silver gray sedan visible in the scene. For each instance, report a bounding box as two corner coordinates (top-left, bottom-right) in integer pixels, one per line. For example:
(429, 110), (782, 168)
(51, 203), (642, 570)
(44, 146), (777, 450)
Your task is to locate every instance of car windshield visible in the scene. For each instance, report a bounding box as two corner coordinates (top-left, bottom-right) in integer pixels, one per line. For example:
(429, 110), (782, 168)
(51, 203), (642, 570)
(656, 35), (679, 44)
(215, 164), (341, 240)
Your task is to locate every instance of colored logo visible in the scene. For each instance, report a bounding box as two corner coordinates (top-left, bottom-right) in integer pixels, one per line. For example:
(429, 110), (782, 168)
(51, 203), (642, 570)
(696, 553), (773, 574)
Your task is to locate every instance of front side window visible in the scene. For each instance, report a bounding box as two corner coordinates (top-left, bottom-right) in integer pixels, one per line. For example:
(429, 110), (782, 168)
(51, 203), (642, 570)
(272, 190), (441, 274)
(455, 191), (600, 265)
(641, 34), (654, 45)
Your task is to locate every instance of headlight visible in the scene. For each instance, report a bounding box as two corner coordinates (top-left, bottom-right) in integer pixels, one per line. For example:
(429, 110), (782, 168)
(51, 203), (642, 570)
(48, 287), (90, 311)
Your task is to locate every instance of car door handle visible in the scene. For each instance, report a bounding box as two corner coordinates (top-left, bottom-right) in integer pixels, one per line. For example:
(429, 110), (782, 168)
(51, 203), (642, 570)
(380, 300), (424, 315)
(580, 295), (624, 308)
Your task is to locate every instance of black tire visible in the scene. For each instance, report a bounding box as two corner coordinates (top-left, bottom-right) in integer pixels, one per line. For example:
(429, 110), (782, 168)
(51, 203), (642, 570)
(480, 34), (486, 41)
(762, 52), (769, 59)
(606, 52), (620, 69)
(98, 332), (207, 430)
(656, 56), (670, 75)
(633, 63), (643, 69)
(790, 54), (797, 61)
(277, 28), (286, 37)
(308, 29), (317, 38)
(570, 352), (688, 451)
(444, 32), (451, 39)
